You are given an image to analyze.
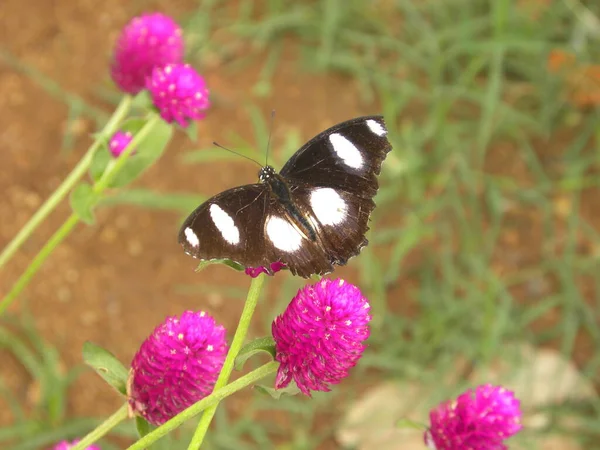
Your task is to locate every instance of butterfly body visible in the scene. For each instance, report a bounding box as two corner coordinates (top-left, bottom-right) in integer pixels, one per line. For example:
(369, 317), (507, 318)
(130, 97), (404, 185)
(179, 115), (392, 278)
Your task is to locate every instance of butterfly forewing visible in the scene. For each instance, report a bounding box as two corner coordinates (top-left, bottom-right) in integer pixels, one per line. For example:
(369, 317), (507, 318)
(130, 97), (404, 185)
(280, 115), (391, 198)
(179, 184), (272, 268)
(178, 115), (392, 278)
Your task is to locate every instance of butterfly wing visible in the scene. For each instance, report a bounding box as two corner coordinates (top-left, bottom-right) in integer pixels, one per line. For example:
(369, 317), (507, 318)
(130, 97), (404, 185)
(179, 115), (392, 278)
(280, 115), (391, 198)
(278, 115), (392, 271)
(178, 183), (333, 277)
(178, 184), (273, 268)
(287, 184), (374, 267)
(261, 198), (334, 277)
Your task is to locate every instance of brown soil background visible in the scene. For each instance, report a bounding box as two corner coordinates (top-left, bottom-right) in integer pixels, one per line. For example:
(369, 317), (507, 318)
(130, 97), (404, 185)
(0, 1), (598, 449)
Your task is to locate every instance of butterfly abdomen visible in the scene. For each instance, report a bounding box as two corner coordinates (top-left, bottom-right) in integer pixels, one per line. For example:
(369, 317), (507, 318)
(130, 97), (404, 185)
(266, 173), (318, 242)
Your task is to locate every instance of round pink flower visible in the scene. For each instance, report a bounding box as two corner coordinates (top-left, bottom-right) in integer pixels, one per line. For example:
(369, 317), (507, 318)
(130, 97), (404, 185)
(245, 261), (286, 278)
(147, 63), (210, 127)
(127, 310), (227, 425)
(111, 13), (184, 94)
(108, 131), (134, 157)
(425, 384), (522, 450)
(51, 439), (101, 450)
(272, 278), (371, 396)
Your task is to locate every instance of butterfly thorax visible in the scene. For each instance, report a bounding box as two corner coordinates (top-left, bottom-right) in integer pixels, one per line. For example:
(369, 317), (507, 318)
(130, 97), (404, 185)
(259, 166), (292, 204)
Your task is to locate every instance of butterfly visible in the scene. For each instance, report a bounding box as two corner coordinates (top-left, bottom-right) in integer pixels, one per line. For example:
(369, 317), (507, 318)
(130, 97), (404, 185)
(178, 115), (392, 278)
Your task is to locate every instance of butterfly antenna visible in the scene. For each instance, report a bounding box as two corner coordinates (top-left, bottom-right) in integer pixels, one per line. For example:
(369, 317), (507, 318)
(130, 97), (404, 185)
(265, 109), (276, 167)
(212, 142), (262, 168)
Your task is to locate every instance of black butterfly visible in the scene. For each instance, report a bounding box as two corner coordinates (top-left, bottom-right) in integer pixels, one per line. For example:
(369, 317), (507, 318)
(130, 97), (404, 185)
(178, 115), (392, 278)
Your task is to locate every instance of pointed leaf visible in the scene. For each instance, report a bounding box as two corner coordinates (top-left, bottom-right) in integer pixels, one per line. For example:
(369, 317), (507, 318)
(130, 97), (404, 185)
(235, 336), (276, 371)
(89, 144), (111, 182)
(255, 383), (300, 399)
(70, 183), (97, 224)
(109, 118), (173, 188)
(194, 259), (245, 273)
(131, 90), (152, 111)
(396, 418), (427, 430)
(82, 341), (128, 395)
(183, 121), (199, 142)
(135, 416), (154, 438)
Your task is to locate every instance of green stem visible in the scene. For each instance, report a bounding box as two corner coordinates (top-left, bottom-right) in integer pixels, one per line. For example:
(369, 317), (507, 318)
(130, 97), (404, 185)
(0, 113), (162, 314)
(0, 213), (80, 314)
(187, 274), (266, 449)
(128, 361), (278, 450)
(0, 95), (132, 271)
(71, 404), (129, 450)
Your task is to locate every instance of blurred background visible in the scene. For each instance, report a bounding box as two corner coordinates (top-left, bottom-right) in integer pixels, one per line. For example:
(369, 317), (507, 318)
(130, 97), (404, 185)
(1, 0), (599, 449)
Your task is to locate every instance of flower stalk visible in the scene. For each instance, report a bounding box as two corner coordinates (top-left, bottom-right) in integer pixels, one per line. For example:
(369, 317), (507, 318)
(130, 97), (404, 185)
(0, 95), (132, 272)
(127, 361), (278, 450)
(0, 113), (161, 314)
(187, 274), (266, 449)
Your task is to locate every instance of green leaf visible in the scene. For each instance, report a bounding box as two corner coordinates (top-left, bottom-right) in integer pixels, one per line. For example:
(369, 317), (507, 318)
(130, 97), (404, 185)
(70, 183), (98, 224)
(131, 90), (152, 111)
(82, 341), (128, 396)
(183, 121), (199, 142)
(89, 144), (111, 182)
(109, 118), (173, 188)
(100, 188), (204, 213)
(234, 336), (276, 371)
(135, 416), (154, 438)
(396, 418), (427, 431)
(254, 383), (300, 399)
(194, 259), (245, 273)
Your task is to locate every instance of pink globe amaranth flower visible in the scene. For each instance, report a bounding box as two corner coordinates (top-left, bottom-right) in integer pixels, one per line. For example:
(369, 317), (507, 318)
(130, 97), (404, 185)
(111, 12), (184, 94)
(51, 439), (101, 450)
(108, 131), (135, 157)
(245, 261), (286, 278)
(127, 310), (227, 425)
(147, 63), (210, 127)
(271, 278), (371, 396)
(424, 384), (522, 450)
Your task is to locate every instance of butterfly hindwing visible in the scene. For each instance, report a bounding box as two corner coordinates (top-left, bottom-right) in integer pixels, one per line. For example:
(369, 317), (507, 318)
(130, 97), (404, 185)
(179, 183), (334, 277)
(280, 115), (391, 198)
(289, 184), (374, 266)
(262, 199), (333, 277)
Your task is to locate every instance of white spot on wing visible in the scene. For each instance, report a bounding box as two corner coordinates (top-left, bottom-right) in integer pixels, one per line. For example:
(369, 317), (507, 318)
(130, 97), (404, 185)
(184, 227), (200, 247)
(366, 119), (387, 136)
(209, 204), (240, 245)
(329, 133), (364, 169)
(266, 216), (303, 252)
(310, 188), (347, 225)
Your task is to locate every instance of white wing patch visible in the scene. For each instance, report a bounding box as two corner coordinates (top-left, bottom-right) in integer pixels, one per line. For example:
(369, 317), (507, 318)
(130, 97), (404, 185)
(329, 133), (364, 169)
(366, 119), (387, 137)
(209, 204), (240, 245)
(266, 216), (303, 252)
(184, 227), (200, 247)
(310, 188), (347, 225)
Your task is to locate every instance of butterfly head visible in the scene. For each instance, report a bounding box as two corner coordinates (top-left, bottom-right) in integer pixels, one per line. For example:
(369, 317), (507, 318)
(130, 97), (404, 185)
(258, 165), (277, 183)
